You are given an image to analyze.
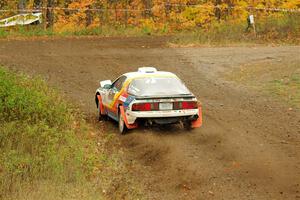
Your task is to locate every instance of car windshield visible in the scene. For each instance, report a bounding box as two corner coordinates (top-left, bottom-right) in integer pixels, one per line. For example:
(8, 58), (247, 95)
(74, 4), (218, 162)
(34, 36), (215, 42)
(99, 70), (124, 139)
(128, 77), (191, 96)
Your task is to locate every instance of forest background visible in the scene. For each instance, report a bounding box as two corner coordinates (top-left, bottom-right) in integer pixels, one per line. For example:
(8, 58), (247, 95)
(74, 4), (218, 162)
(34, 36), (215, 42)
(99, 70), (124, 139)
(0, 1), (299, 45)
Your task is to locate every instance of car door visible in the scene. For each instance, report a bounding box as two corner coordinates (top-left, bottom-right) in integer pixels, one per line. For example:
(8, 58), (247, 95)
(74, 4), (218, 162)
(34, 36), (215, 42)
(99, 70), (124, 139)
(106, 75), (127, 112)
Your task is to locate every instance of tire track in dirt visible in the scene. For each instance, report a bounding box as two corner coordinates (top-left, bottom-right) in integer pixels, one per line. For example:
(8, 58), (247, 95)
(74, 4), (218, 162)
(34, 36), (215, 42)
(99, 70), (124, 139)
(0, 37), (299, 200)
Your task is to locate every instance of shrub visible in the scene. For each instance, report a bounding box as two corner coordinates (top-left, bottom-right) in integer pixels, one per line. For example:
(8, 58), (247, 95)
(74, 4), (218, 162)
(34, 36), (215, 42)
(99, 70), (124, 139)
(0, 67), (93, 197)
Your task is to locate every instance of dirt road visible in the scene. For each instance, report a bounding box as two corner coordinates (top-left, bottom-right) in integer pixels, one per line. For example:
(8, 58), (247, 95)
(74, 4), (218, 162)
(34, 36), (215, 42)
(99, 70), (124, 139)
(0, 37), (300, 200)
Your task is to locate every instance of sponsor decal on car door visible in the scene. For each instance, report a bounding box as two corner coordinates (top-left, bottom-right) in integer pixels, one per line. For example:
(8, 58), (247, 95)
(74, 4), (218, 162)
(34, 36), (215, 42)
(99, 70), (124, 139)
(105, 76), (128, 117)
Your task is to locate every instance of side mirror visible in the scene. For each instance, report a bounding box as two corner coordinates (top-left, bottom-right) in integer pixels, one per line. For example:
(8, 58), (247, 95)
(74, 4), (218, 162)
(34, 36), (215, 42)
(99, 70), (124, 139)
(103, 84), (112, 89)
(100, 80), (112, 88)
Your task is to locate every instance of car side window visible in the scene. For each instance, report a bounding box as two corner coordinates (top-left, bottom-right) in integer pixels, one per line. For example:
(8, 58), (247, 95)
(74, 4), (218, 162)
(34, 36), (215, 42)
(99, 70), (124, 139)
(112, 76), (127, 91)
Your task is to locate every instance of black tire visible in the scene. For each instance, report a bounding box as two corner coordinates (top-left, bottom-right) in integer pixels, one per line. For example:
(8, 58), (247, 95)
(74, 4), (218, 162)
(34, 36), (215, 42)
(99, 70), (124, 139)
(118, 110), (127, 134)
(98, 106), (103, 121)
(97, 95), (107, 121)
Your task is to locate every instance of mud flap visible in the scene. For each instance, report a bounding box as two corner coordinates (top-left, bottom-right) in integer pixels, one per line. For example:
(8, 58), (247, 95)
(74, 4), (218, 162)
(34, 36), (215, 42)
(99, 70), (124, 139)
(97, 95), (105, 115)
(191, 106), (202, 128)
(119, 105), (138, 129)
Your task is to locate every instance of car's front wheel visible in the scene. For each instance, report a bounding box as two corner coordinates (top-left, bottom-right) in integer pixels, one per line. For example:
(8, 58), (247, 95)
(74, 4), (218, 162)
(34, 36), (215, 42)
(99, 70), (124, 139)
(118, 111), (127, 134)
(98, 103), (107, 121)
(98, 106), (104, 121)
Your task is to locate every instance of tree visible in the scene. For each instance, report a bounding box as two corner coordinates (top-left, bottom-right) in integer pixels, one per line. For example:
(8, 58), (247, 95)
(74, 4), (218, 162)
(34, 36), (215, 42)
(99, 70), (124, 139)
(33, 0), (42, 8)
(46, 0), (55, 28)
(18, 0), (26, 12)
(215, 0), (222, 21)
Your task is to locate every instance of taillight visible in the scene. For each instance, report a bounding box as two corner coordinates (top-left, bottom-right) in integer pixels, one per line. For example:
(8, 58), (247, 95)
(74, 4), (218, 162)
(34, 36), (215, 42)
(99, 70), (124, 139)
(132, 103), (154, 111)
(181, 101), (198, 109)
(151, 102), (159, 110)
(173, 102), (182, 110)
(132, 101), (198, 111)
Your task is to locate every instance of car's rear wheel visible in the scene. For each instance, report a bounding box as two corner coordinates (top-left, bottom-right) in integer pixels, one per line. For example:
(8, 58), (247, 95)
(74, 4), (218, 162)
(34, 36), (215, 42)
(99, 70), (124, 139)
(118, 111), (127, 134)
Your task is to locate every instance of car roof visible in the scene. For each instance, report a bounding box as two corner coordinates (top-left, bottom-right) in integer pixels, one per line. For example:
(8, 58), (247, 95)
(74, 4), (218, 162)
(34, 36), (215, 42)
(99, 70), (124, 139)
(123, 68), (178, 79)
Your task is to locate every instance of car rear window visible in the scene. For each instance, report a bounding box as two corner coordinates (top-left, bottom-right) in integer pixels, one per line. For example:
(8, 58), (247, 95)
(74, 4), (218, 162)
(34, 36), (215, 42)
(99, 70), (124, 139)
(128, 77), (191, 96)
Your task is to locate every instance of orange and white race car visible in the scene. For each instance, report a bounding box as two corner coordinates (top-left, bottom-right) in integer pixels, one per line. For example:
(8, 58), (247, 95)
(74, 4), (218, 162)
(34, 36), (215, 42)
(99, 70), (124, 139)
(95, 67), (202, 134)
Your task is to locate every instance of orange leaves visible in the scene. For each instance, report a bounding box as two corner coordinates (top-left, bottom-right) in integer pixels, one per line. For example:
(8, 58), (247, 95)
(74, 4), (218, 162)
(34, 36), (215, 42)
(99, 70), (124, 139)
(54, 0), (94, 32)
(282, 0), (300, 9)
(68, 0), (94, 9)
(0, 0), (299, 32)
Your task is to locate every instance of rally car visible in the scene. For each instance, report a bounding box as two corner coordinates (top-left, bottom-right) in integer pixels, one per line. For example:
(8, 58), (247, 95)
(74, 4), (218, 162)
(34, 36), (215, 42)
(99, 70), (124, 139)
(95, 67), (202, 134)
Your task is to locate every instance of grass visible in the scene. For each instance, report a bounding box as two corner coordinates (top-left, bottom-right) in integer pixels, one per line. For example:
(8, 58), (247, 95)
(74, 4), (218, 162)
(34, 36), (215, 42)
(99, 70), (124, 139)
(170, 14), (300, 46)
(0, 67), (83, 195)
(225, 61), (300, 109)
(267, 73), (300, 108)
(0, 67), (143, 199)
(1, 14), (299, 46)
(0, 24), (161, 39)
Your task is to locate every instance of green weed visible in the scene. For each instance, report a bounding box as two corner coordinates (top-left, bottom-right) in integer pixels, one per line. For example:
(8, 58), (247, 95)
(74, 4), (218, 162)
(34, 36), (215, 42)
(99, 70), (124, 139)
(0, 67), (97, 198)
(0, 25), (151, 38)
(267, 73), (300, 108)
(0, 67), (144, 200)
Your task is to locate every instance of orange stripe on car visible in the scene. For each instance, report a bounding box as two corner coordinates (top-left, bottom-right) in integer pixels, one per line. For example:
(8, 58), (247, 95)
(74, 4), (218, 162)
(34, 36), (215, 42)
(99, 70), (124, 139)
(191, 106), (203, 128)
(119, 105), (138, 129)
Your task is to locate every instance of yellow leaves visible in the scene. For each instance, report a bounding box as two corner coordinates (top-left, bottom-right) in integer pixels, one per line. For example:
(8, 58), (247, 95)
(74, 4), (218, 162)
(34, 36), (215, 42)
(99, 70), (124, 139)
(282, 0), (300, 9)
(178, 3), (215, 29)
(68, 0), (94, 9)
(219, 3), (230, 11)
(256, 3), (265, 9)
(139, 18), (156, 31)
(235, 1), (248, 8)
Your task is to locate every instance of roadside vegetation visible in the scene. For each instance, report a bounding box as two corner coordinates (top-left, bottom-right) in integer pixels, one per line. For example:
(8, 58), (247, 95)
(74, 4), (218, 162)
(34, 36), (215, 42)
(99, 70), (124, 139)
(0, 13), (299, 46)
(0, 67), (142, 200)
(0, 25), (154, 38)
(170, 14), (300, 46)
(0, 1), (299, 45)
(225, 61), (300, 109)
(267, 72), (300, 109)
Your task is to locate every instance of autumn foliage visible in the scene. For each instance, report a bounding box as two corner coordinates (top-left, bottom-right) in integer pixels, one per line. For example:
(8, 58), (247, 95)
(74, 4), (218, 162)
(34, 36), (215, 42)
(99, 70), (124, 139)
(0, 0), (299, 33)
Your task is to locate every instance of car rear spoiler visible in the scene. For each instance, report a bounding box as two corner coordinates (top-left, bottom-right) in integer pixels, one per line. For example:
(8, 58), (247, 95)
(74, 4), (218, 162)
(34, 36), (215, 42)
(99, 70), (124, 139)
(134, 94), (195, 100)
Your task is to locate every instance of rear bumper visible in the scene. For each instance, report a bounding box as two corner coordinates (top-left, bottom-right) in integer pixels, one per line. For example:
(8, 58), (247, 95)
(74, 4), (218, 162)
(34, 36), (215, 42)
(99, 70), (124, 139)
(126, 109), (199, 124)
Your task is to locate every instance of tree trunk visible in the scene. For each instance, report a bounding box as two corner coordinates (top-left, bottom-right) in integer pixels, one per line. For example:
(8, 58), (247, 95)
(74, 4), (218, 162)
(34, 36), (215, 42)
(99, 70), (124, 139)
(215, 0), (222, 21)
(46, 0), (54, 28)
(64, 0), (71, 15)
(124, 0), (128, 27)
(165, 0), (170, 23)
(33, 0), (42, 9)
(143, 0), (152, 18)
(18, 0), (27, 13)
(0, 1), (6, 9)
(85, 5), (92, 27)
